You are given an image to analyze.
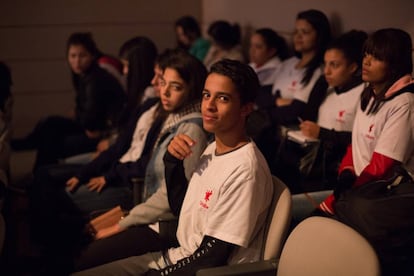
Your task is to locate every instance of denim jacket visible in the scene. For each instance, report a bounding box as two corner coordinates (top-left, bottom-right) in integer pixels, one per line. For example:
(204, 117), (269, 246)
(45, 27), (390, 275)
(119, 104), (208, 228)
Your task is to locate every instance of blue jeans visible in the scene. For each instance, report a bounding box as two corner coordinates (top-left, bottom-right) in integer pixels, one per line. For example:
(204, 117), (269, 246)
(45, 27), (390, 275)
(63, 152), (94, 165)
(67, 185), (133, 214)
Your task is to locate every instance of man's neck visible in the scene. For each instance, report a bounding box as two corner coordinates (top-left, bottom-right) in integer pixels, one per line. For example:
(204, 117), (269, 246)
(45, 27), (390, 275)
(214, 132), (250, 155)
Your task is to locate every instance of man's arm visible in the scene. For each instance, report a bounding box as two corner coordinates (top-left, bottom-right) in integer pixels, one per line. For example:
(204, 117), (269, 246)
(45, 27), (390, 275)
(163, 151), (188, 216)
(163, 134), (198, 216)
(146, 235), (236, 276)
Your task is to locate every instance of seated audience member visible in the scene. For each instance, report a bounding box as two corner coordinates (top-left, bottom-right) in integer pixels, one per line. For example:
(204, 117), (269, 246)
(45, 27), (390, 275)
(203, 20), (245, 70)
(249, 28), (290, 87)
(315, 28), (414, 275)
(64, 36), (159, 164)
(29, 49), (209, 274)
(118, 36), (159, 119)
(175, 15), (211, 61)
(97, 54), (125, 91)
(250, 9), (331, 168)
(73, 59), (274, 276)
(11, 32), (126, 170)
(268, 9), (331, 124)
(275, 30), (367, 193)
(65, 48), (209, 272)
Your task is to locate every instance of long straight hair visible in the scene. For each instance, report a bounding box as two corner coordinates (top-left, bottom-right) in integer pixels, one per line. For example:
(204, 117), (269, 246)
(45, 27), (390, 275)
(119, 36), (158, 109)
(360, 28), (413, 114)
(296, 9), (332, 85)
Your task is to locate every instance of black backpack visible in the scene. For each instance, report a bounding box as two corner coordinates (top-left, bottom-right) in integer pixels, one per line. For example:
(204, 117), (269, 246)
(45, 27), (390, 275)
(334, 165), (414, 275)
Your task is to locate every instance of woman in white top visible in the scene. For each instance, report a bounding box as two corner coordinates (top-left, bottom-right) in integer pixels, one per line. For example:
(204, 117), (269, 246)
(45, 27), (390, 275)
(252, 10), (332, 172)
(269, 9), (332, 126)
(249, 28), (290, 87)
(275, 30), (367, 193)
(297, 30), (368, 188)
(317, 28), (414, 275)
(320, 28), (414, 215)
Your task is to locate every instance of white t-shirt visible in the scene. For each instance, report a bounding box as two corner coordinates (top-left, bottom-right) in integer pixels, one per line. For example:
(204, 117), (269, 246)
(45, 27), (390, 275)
(249, 56), (282, 86)
(352, 92), (414, 175)
(167, 141), (273, 265)
(119, 103), (158, 163)
(317, 83), (365, 131)
(271, 56), (322, 103)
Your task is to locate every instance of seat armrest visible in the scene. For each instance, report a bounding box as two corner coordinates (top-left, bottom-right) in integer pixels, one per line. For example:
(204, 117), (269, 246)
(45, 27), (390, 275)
(196, 259), (279, 276)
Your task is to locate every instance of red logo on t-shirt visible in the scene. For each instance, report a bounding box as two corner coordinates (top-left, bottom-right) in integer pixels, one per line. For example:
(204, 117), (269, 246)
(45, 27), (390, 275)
(200, 190), (213, 209)
(204, 190), (213, 201)
(365, 124), (375, 140)
(336, 110), (346, 123)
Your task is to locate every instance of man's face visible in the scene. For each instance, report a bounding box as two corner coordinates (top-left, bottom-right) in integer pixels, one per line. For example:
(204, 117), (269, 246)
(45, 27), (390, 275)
(201, 73), (251, 135)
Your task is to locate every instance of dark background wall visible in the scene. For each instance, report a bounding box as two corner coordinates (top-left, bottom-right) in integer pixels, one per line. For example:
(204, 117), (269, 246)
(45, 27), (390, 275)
(1, 0), (413, 137)
(0, 0), (202, 136)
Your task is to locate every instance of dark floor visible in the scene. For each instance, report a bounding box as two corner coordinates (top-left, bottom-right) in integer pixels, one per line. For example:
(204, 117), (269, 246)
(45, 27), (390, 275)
(1, 190), (34, 275)
(0, 151), (41, 275)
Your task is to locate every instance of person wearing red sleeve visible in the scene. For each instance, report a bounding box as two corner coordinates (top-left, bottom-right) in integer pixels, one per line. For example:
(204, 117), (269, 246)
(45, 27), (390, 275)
(319, 28), (414, 215)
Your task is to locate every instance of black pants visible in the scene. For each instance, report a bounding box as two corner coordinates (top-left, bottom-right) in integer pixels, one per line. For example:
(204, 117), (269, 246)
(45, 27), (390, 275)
(28, 164), (91, 274)
(73, 225), (171, 272)
(16, 115), (99, 169)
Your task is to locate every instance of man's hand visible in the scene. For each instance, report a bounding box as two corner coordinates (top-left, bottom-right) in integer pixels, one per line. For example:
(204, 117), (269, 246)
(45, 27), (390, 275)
(87, 176), (107, 193)
(299, 120), (320, 139)
(167, 134), (196, 160)
(66, 177), (80, 192)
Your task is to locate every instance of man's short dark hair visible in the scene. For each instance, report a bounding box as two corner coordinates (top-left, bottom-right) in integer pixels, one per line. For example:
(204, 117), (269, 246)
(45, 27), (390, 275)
(209, 59), (259, 105)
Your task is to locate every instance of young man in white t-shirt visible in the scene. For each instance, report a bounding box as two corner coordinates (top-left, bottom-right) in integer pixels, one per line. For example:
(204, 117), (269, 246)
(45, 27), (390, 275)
(73, 59), (274, 275)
